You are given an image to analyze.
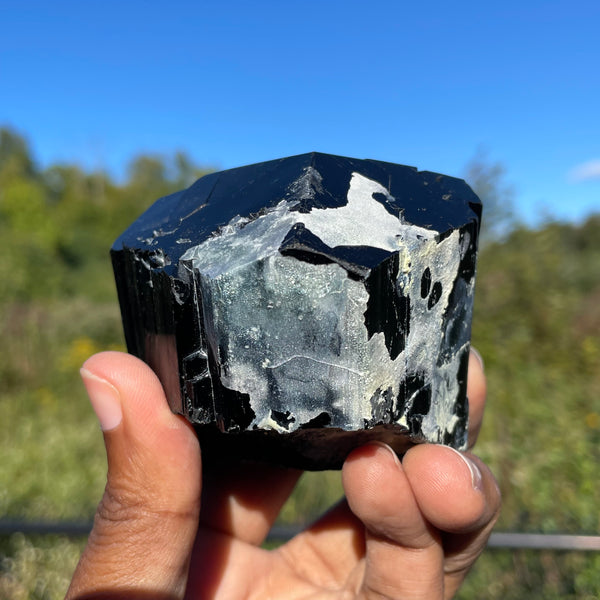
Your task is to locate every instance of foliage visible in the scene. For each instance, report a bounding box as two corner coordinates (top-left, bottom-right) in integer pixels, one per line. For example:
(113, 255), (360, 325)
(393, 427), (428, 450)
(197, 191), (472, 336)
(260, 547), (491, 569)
(472, 218), (600, 536)
(464, 147), (516, 243)
(0, 127), (598, 598)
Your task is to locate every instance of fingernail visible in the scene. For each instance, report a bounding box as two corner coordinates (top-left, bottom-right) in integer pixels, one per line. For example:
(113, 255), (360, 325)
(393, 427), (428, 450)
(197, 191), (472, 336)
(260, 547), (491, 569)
(448, 447), (483, 492)
(470, 346), (485, 371)
(80, 368), (123, 431)
(370, 441), (402, 468)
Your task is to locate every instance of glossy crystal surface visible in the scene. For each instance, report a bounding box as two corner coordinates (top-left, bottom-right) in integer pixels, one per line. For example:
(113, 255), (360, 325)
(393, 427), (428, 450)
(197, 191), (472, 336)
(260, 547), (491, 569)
(112, 153), (482, 469)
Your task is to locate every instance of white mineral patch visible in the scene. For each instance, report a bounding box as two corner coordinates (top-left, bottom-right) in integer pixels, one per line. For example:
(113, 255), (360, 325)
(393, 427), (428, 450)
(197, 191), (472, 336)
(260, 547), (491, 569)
(180, 170), (471, 442)
(287, 165), (324, 199)
(404, 229), (462, 378)
(197, 256), (383, 430)
(300, 173), (436, 251)
(256, 410), (294, 433)
(401, 228), (472, 444)
(180, 172), (436, 276)
(181, 201), (298, 278)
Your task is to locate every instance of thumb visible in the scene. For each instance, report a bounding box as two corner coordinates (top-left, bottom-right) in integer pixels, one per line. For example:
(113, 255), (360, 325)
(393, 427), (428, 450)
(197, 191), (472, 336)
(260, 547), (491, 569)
(66, 351), (201, 600)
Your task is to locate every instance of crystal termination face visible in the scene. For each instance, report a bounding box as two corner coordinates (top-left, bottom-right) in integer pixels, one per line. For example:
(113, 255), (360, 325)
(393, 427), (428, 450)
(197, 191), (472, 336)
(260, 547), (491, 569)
(111, 152), (482, 470)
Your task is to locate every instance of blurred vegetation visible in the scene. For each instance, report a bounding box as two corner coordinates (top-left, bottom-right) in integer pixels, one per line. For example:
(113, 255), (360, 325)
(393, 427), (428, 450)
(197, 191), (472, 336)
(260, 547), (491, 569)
(0, 126), (598, 598)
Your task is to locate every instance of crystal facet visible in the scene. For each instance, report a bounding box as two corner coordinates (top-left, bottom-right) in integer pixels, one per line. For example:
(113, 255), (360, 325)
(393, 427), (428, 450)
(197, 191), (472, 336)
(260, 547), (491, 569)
(111, 153), (482, 469)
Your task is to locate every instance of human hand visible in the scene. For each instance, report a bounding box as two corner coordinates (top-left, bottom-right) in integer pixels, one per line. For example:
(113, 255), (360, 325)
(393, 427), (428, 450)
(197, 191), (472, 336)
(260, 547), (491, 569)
(66, 349), (500, 599)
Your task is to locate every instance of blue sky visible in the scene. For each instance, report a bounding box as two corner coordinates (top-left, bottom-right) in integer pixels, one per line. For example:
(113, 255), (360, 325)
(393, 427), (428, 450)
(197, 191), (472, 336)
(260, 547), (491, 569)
(1, 0), (599, 226)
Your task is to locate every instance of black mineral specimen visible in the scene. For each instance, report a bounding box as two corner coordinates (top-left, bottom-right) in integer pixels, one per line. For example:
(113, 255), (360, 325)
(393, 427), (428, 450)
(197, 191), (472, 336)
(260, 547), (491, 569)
(111, 152), (482, 469)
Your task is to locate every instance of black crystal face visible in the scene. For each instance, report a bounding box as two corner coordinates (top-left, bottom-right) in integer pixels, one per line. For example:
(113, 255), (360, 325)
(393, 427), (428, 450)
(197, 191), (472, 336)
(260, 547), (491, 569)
(111, 152), (481, 469)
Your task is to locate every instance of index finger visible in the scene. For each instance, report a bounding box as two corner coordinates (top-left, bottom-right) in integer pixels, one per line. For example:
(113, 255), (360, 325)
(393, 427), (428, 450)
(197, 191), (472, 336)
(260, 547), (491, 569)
(199, 459), (301, 546)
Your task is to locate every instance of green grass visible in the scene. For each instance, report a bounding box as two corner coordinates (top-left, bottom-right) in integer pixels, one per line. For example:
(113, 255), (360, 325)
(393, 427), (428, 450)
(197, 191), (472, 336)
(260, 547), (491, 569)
(0, 300), (118, 522)
(2, 538), (599, 600)
(458, 550), (600, 600)
(0, 534), (85, 600)
(475, 364), (600, 535)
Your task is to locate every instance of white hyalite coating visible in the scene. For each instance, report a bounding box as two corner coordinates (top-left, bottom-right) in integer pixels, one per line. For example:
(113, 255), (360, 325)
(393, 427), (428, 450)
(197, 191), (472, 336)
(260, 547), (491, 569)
(180, 172), (472, 443)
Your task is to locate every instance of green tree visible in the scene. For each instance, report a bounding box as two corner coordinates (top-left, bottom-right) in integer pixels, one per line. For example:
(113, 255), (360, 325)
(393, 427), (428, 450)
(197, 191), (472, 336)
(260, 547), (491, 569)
(0, 127), (35, 179)
(463, 147), (516, 244)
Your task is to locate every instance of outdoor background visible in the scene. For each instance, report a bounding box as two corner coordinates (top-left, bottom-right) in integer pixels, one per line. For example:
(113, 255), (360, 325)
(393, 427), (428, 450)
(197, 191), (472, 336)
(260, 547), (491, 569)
(1, 1), (599, 598)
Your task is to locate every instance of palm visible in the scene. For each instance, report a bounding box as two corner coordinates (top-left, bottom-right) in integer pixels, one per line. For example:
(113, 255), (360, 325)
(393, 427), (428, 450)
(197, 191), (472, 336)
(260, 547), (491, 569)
(187, 435), (495, 599)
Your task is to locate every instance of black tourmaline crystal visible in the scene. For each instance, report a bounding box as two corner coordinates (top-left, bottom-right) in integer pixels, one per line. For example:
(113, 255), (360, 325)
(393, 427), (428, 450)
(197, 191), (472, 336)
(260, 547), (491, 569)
(111, 153), (482, 469)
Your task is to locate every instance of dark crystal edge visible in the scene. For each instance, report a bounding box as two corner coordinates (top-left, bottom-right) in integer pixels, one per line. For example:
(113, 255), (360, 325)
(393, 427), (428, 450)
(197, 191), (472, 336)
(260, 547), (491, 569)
(196, 422), (433, 471)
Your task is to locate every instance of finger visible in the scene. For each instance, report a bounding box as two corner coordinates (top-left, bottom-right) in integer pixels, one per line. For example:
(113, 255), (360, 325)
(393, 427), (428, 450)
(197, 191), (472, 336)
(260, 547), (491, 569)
(403, 444), (501, 599)
(343, 443), (445, 599)
(199, 460), (301, 545)
(467, 347), (487, 447)
(66, 351), (201, 600)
